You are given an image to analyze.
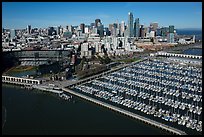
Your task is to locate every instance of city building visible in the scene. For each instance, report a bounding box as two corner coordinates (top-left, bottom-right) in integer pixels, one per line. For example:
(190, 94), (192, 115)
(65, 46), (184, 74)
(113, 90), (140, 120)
(140, 25), (145, 38)
(167, 33), (175, 43)
(56, 26), (61, 35)
(127, 12), (134, 37)
(95, 19), (101, 27)
(134, 18), (140, 37)
(27, 25), (31, 34)
(150, 22), (158, 31)
(80, 23), (85, 33)
(47, 27), (56, 36)
(67, 25), (73, 33)
(103, 27), (110, 36)
(169, 25), (174, 33)
(10, 29), (16, 40)
(149, 31), (155, 38)
(97, 22), (104, 37)
(167, 25), (175, 43)
(85, 26), (90, 34)
(90, 23), (95, 28)
(161, 27), (169, 37)
(120, 21), (125, 37)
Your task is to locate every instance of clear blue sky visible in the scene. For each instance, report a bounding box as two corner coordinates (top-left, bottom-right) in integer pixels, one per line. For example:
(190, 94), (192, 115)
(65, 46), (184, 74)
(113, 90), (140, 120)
(2, 2), (202, 29)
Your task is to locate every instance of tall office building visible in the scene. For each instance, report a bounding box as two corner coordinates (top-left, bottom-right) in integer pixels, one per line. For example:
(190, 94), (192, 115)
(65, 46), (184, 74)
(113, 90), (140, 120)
(161, 27), (169, 37)
(169, 25), (174, 33)
(65, 25), (73, 33)
(127, 12), (134, 37)
(85, 26), (90, 34)
(97, 22), (104, 37)
(104, 27), (110, 36)
(168, 25), (175, 43)
(120, 21), (125, 33)
(56, 26), (61, 35)
(27, 25), (31, 34)
(10, 29), (16, 40)
(109, 24), (113, 31)
(150, 22), (158, 31)
(167, 33), (175, 43)
(95, 19), (101, 27)
(90, 23), (95, 28)
(47, 27), (55, 36)
(156, 28), (161, 36)
(140, 25), (145, 38)
(113, 23), (118, 29)
(2, 28), (5, 33)
(134, 18), (140, 37)
(80, 23), (85, 33)
(109, 24), (114, 36)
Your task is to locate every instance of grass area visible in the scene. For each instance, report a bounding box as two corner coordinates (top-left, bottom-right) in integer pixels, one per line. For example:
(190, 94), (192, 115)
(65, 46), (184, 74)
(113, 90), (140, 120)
(4, 65), (37, 75)
(41, 73), (52, 78)
(117, 58), (141, 63)
(170, 50), (183, 54)
(12, 66), (37, 72)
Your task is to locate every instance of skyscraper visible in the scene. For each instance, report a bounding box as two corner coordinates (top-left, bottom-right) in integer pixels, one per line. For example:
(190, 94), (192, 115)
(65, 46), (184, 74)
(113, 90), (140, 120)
(67, 25), (73, 33)
(10, 29), (16, 40)
(161, 27), (169, 37)
(127, 12), (134, 37)
(120, 21), (125, 33)
(56, 26), (61, 35)
(140, 25), (145, 38)
(169, 25), (174, 33)
(2, 28), (5, 34)
(168, 25), (175, 43)
(167, 33), (175, 43)
(134, 18), (140, 37)
(95, 19), (101, 27)
(80, 23), (85, 33)
(27, 25), (31, 34)
(47, 27), (55, 36)
(97, 22), (104, 37)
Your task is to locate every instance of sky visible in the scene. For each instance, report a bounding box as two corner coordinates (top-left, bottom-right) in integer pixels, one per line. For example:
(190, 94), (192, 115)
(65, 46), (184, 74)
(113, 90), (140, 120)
(2, 2), (202, 29)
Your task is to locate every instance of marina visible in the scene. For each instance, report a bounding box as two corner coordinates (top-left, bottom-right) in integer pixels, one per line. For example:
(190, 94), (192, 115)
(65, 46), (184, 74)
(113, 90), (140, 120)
(70, 54), (202, 134)
(2, 49), (202, 135)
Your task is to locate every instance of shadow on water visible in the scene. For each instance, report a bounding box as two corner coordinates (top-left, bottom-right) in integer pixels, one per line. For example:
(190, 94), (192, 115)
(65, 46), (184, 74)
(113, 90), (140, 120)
(2, 106), (7, 129)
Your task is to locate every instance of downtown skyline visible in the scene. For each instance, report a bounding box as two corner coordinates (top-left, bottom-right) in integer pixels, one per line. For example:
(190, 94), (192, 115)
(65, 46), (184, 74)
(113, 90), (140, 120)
(2, 2), (202, 29)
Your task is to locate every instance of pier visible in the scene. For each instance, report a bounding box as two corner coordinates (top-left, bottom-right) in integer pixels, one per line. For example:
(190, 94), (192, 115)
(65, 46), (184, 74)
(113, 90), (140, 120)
(152, 51), (202, 59)
(62, 88), (187, 135)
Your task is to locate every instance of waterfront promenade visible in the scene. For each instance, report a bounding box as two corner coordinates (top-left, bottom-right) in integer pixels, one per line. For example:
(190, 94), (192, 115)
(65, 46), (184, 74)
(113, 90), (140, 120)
(62, 87), (187, 135)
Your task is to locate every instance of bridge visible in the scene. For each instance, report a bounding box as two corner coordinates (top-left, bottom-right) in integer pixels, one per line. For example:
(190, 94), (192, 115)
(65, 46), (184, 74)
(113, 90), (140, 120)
(62, 88), (187, 135)
(2, 75), (42, 86)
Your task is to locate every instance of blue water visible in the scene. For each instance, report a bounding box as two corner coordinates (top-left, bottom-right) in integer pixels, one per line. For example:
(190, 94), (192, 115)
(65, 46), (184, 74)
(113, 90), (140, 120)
(176, 29), (202, 40)
(183, 48), (202, 56)
(2, 84), (171, 135)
